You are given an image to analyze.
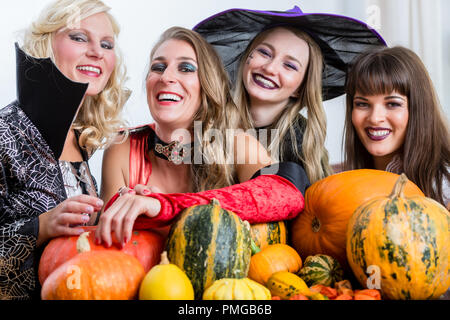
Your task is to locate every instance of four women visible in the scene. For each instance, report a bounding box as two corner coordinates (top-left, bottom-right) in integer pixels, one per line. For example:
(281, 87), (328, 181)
(1, 1), (448, 301)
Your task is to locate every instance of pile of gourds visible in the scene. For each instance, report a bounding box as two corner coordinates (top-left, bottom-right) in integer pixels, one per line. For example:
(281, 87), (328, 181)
(39, 170), (450, 300)
(137, 199), (354, 300)
(290, 170), (450, 300)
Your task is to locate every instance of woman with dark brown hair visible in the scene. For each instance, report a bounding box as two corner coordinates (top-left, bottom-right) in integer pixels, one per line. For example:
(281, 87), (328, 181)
(344, 46), (449, 208)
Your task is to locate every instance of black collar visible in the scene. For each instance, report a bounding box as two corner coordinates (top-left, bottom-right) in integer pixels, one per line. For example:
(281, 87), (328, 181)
(15, 43), (88, 160)
(146, 126), (192, 164)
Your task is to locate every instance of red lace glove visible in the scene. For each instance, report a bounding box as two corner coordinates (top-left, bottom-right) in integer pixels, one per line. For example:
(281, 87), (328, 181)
(104, 174), (305, 229)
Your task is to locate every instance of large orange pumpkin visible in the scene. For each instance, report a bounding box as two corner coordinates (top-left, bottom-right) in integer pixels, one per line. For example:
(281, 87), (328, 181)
(290, 169), (424, 270)
(41, 251), (145, 300)
(347, 174), (450, 299)
(38, 226), (165, 285)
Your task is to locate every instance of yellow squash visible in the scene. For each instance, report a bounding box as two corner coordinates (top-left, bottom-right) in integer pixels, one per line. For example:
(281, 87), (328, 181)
(139, 251), (194, 300)
(265, 271), (311, 300)
(203, 278), (271, 300)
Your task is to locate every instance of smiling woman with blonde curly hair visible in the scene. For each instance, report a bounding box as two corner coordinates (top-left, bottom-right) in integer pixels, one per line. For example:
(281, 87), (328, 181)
(22, 0), (130, 153)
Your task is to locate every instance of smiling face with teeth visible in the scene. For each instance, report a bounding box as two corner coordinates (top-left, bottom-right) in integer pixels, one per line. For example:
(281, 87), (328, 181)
(146, 39), (201, 132)
(352, 91), (409, 169)
(52, 12), (116, 96)
(242, 27), (310, 113)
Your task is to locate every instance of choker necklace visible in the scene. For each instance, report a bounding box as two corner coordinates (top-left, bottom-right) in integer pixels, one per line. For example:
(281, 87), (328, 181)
(153, 133), (192, 165)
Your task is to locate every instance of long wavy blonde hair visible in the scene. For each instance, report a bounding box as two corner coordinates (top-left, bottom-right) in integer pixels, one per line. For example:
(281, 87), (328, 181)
(148, 27), (250, 191)
(22, 0), (129, 155)
(233, 26), (332, 184)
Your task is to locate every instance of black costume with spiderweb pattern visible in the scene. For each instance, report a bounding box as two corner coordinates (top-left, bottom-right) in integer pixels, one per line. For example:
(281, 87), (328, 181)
(0, 44), (92, 299)
(0, 104), (67, 299)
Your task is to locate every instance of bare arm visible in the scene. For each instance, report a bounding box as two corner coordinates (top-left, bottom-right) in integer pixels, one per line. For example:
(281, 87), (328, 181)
(99, 135), (130, 209)
(96, 135), (160, 246)
(234, 132), (273, 182)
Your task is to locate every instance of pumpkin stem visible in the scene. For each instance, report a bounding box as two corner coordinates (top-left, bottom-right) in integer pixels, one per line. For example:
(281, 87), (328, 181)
(389, 173), (409, 200)
(211, 198), (220, 206)
(76, 232), (91, 253)
(250, 239), (261, 255)
(160, 251), (170, 265)
(312, 217), (321, 233)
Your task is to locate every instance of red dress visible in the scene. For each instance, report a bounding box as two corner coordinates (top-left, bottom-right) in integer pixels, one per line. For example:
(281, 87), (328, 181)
(105, 125), (306, 230)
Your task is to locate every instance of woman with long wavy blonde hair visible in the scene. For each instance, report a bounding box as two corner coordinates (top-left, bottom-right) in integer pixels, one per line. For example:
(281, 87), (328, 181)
(96, 27), (310, 248)
(193, 6), (387, 184)
(233, 26), (331, 184)
(0, 0), (128, 299)
(146, 27), (250, 192)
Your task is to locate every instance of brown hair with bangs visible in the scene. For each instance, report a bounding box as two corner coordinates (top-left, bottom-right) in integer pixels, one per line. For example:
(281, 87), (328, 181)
(344, 46), (449, 206)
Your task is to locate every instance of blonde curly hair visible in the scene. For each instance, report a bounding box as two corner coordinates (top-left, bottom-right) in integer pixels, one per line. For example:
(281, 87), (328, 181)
(22, 0), (129, 154)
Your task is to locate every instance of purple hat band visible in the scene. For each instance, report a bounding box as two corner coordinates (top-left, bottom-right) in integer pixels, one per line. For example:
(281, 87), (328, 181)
(287, 5), (303, 13)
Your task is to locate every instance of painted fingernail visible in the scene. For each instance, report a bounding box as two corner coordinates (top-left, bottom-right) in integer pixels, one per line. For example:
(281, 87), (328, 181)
(95, 238), (101, 245)
(143, 189), (151, 195)
(86, 206), (94, 213)
(123, 236), (128, 244)
(128, 190), (136, 194)
(82, 215), (90, 222)
(96, 200), (104, 207)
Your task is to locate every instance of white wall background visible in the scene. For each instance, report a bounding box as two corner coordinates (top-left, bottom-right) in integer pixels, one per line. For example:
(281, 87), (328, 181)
(1, 0), (448, 186)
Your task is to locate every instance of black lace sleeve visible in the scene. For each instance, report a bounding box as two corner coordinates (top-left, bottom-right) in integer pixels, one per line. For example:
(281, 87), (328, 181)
(0, 159), (40, 300)
(0, 108), (65, 300)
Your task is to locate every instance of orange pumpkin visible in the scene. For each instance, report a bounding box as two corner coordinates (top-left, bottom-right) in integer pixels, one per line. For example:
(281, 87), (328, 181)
(354, 290), (381, 300)
(290, 169), (424, 270)
(334, 294), (353, 300)
(38, 226), (165, 285)
(41, 251), (145, 300)
(248, 243), (302, 285)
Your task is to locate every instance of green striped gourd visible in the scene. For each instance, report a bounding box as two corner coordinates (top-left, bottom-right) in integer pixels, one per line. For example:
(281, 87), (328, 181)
(166, 199), (252, 299)
(297, 254), (344, 287)
(250, 221), (287, 250)
(346, 174), (450, 300)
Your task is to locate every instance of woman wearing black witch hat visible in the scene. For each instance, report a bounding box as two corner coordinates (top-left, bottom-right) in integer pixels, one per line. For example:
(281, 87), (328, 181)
(194, 6), (387, 184)
(0, 0), (129, 300)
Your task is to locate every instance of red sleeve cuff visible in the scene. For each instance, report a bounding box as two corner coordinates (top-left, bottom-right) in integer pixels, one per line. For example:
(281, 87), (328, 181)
(135, 174), (304, 228)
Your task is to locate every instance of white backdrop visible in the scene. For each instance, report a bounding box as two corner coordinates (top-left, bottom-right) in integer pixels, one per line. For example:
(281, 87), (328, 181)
(1, 0), (448, 187)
